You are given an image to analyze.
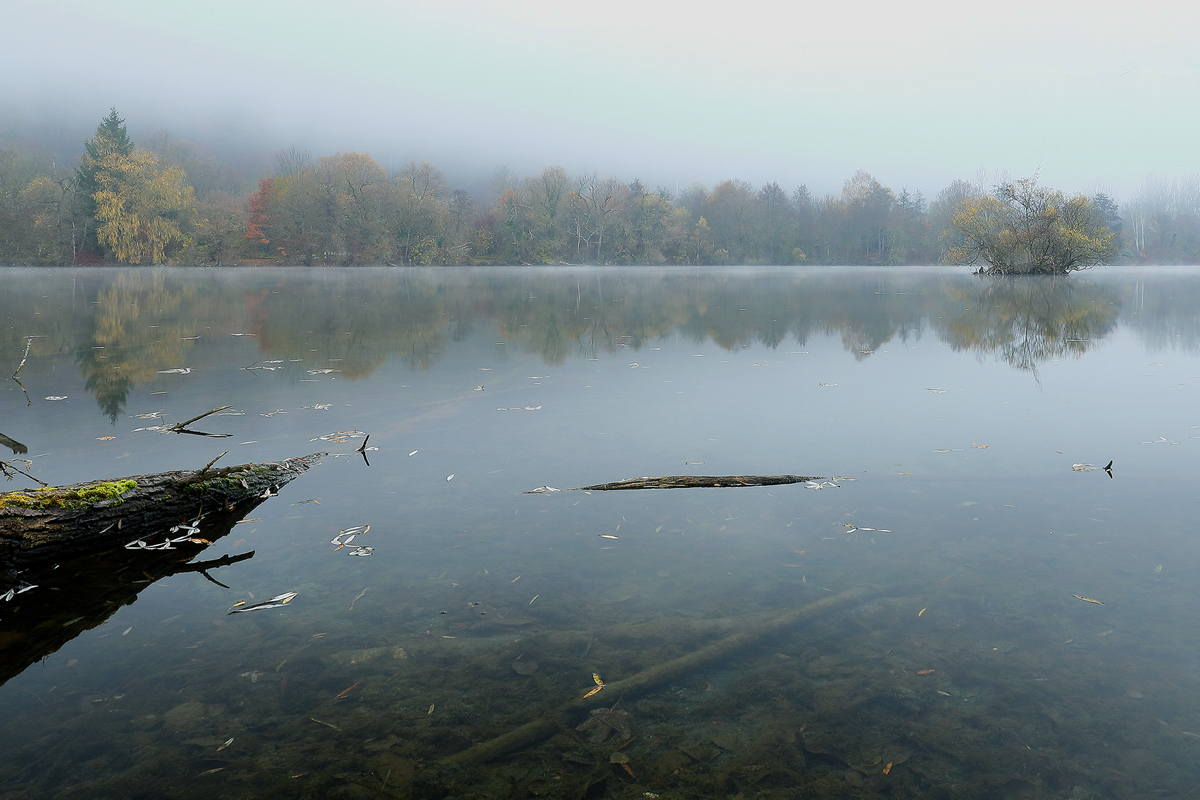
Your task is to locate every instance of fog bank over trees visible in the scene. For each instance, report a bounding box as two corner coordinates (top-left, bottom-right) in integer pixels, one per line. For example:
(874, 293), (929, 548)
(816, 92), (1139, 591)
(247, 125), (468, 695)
(1, 110), (1196, 267)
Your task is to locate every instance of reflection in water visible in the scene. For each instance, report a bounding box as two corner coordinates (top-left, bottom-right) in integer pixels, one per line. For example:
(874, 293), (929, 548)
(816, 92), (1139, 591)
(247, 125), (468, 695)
(0, 521), (256, 688)
(936, 276), (1120, 371)
(3, 268), (1177, 420)
(0, 432), (27, 455)
(4, 267), (1200, 798)
(78, 272), (193, 421)
(0, 451), (324, 689)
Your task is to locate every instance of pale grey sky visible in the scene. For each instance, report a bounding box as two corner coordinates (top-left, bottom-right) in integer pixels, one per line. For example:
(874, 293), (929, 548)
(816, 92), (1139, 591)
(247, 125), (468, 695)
(4, 0), (1197, 199)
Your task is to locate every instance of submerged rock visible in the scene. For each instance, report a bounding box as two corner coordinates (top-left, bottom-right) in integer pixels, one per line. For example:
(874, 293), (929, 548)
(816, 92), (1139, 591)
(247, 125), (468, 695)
(512, 659), (538, 675)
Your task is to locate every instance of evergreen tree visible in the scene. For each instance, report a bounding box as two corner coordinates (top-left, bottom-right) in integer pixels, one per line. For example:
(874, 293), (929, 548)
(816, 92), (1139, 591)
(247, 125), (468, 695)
(74, 108), (134, 258)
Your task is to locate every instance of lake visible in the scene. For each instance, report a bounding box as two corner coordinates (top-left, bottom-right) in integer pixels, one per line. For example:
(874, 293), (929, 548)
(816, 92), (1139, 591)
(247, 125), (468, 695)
(1, 265), (1199, 799)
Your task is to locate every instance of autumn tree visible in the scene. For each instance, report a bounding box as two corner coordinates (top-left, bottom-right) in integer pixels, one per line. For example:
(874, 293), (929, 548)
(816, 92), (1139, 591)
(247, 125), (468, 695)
(491, 185), (536, 263)
(526, 166), (571, 261)
(317, 151), (390, 263)
(756, 182), (793, 264)
(244, 177), (274, 251)
(790, 185), (817, 263)
(93, 148), (196, 264)
(75, 109), (135, 258)
(610, 179), (674, 264)
(190, 191), (249, 265)
(261, 164), (327, 264)
(690, 216), (723, 264)
(704, 179), (757, 263)
(929, 179), (982, 263)
(841, 169), (897, 263)
(892, 188), (931, 264)
(945, 177), (1118, 274)
(17, 175), (77, 263)
(390, 160), (449, 264)
(0, 142), (78, 264)
(448, 189), (474, 234)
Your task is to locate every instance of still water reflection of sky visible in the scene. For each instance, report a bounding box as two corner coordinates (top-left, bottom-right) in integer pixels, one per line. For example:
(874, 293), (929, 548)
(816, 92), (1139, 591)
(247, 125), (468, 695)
(2, 266), (1200, 798)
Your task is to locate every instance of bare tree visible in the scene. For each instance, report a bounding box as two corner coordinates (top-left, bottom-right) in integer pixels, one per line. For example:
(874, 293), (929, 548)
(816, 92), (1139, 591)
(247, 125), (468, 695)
(571, 173), (622, 263)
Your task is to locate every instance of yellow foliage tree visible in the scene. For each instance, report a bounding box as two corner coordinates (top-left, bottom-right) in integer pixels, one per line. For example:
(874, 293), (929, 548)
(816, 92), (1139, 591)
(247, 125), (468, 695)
(94, 149), (195, 264)
(944, 178), (1116, 275)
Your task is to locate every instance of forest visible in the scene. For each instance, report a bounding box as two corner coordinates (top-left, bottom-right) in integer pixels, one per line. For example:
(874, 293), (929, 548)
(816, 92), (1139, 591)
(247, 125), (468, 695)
(1, 110), (1197, 268)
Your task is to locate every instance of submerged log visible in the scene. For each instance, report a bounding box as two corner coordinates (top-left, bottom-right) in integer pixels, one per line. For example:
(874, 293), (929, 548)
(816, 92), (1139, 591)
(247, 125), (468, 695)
(0, 452), (325, 567)
(566, 474), (826, 491)
(438, 583), (879, 768)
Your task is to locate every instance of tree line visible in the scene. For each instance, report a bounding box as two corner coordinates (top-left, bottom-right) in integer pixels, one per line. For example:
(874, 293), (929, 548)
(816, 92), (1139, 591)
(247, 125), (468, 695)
(1, 109), (1196, 268)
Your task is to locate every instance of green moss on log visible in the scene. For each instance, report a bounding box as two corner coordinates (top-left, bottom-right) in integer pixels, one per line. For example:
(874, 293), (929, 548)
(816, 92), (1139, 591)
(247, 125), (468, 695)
(0, 480), (138, 511)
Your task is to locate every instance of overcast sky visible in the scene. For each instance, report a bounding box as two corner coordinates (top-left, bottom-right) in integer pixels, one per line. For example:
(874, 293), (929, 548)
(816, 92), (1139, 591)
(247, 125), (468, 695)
(5, 0), (1198, 200)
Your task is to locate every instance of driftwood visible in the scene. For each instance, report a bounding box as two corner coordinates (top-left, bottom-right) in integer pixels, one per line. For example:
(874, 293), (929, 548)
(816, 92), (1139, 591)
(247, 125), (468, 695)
(439, 583), (879, 768)
(559, 474), (826, 491)
(0, 452), (325, 566)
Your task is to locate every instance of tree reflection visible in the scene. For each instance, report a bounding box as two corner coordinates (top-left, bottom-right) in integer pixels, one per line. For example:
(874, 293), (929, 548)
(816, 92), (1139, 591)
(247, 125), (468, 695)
(1120, 275), (1200, 354)
(76, 271), (194, 422)
(0, 269), (1167, 423)
(933, 276), (1120, 371)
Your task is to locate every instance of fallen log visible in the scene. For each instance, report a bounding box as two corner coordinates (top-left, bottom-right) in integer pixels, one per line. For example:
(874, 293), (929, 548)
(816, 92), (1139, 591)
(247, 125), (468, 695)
(528, 474), (828, 492)
(0, 452), (325, 567)
(0, 452), (326, 687)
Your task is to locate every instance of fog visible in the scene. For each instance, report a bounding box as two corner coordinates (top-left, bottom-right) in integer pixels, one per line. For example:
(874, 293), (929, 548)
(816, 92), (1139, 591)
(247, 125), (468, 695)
(4, 0), (1199, 199)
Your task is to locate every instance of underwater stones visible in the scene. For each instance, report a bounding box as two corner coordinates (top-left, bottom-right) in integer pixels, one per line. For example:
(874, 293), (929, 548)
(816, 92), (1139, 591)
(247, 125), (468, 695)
(329, 646), (407, 666)
(162, 701), (207, 730)
(805, 655), (837, 677)
(576, 708), (634, 743)
(511, 658), (538, 675)
(367, 753), (416, 788)
(889, 685), (922, 713)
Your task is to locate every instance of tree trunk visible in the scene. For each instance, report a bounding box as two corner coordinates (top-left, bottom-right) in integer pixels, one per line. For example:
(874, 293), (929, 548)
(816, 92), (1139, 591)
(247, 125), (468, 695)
(0, 453), (324, 566)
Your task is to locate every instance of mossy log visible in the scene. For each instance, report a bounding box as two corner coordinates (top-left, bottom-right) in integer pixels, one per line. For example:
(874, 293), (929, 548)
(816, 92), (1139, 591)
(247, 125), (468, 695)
(0, 452), (324, 566)
(438, 583), (879, 769)
(571, 474), (825, 491)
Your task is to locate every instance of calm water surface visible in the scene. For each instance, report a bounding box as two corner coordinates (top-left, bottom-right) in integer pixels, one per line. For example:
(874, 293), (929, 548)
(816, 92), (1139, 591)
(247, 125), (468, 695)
(1, 266), (1199, 799)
